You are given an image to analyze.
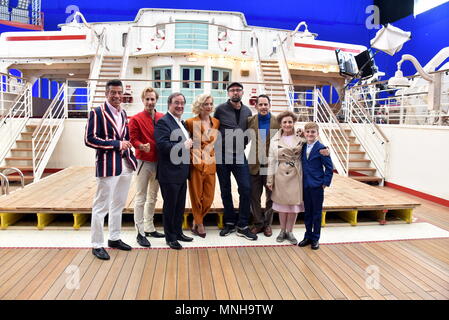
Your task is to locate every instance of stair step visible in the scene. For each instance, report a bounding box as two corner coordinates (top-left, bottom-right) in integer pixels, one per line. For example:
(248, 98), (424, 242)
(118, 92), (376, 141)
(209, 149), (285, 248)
(349, 159), (371, 163)
(260, 60), (278, 64)
(350, 176), (382, 182)
(7, 175), (34, 182)
(16, 139), (50, 144)
(11, 148), (32, 152)
(0, 166), (33, 171)
(349, 167), (377, 172)
(336, 151), (365, 155)
(5, 157), (32, 161)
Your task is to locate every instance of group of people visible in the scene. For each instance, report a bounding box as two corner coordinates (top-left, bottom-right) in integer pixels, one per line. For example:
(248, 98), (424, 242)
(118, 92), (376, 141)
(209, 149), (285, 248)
(85, 79), (333, 260)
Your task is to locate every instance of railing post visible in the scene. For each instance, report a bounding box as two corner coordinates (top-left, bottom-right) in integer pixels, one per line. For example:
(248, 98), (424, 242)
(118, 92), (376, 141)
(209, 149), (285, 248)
(313, 88), (318, 122)
(64, 82), (68, 118)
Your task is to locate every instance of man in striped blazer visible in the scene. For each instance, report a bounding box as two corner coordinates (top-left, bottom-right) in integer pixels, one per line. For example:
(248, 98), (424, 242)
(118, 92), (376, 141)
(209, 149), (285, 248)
(84, 79), (137, 260)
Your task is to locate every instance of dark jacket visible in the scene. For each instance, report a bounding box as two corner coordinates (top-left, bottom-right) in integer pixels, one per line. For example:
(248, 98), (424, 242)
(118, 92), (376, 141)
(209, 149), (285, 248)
(84, 103), (137, 177)
(154, 113), (190, 183)
(301, 140), (333, 188)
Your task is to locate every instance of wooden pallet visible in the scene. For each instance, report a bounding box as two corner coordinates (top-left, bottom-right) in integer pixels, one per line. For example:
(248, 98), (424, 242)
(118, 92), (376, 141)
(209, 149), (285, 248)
(0, 167), (420, 230)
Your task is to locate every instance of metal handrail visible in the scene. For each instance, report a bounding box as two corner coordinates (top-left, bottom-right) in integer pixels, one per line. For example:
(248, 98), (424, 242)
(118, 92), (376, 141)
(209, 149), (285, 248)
(120, 26), (132, 79)
(32, 83), (67, 181)
(0, 83), (32, 164)
(276, 33), (295, 111)
(0, 173), (9, 195)
(314, 88), (350, 176)
(2, 167), (24, 188)
(346, 93), (388, 178)
(252, 31), (265, 95)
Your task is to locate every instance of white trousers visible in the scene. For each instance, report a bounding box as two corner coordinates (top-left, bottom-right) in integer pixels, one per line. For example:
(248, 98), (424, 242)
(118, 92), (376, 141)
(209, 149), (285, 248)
(134, 159), (159, 235)
(91, 161), (133, 248)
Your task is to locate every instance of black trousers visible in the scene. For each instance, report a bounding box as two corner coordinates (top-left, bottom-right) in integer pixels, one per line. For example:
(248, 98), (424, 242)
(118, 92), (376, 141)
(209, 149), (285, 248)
(159, 181), (187, 242)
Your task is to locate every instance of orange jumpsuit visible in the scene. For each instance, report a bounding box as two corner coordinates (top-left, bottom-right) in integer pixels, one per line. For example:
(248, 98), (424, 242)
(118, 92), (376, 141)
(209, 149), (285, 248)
(185, 116), (220, 225)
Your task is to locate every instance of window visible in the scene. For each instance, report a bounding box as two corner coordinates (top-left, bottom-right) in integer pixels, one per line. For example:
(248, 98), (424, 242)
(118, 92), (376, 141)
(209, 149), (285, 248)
(152, 67), (172, 113)
(175, 20), (209, 49)
(211, 68), (231, 105)
(180, 66), (204, 119)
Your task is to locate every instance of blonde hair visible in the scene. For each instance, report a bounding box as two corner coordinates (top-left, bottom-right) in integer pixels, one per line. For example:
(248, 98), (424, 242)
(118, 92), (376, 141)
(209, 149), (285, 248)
(304, 122), (319, 131)
(192, 93), (214, 115)
(140, 86), (159, 100)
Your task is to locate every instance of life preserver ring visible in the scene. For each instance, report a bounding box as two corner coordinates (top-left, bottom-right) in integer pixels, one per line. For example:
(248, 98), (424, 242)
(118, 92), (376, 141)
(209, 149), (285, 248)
(218, 31), (233, 52)
(150, 29), (166, 50)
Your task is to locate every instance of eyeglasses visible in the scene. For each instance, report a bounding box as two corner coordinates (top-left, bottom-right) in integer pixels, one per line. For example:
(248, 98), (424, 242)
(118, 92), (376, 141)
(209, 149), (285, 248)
(228, 88), (243, 93)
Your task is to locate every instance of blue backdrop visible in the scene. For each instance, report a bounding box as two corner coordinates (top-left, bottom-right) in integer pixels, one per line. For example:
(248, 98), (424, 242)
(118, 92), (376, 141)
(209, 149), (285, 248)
(1, 0), (448, 80)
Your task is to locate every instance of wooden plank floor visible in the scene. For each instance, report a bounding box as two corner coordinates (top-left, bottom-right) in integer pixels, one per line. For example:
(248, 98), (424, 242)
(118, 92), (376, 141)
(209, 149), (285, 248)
(0, 186), (448, 300)
(0, 166), (420, 214)
(0, 239), (448, 300)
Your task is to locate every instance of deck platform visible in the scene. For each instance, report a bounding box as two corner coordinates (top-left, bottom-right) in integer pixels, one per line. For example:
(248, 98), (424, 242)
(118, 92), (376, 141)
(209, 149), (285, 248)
(0, 167), (420, 230)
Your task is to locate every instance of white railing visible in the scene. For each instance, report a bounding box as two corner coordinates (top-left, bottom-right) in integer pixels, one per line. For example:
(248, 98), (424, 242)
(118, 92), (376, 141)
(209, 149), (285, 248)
(32, 84), (67, 182)
(252, 32), (265, 95)
(89, 27), (107, 108)
(276, 34), (295, 111)
(0, 83), (32, 165)
(120, 26), (133, 79)
(346, 93), (389, 179)
(347, 69), (449, 126)
(0, 73), (27, 116)
(314, 89), (350, 176)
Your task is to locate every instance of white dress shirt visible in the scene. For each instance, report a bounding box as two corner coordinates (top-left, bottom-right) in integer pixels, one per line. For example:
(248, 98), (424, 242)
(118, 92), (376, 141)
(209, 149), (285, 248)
(168, 111), (190, 140)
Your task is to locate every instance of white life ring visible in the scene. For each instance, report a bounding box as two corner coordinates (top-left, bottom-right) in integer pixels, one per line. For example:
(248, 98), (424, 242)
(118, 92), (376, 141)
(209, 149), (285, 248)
(218, 31), (233, 52)
(150, 29), (166, 50)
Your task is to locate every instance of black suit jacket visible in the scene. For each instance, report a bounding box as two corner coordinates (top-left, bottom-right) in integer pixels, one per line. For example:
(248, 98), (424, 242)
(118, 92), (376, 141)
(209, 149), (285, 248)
(154, 113), (190, 183)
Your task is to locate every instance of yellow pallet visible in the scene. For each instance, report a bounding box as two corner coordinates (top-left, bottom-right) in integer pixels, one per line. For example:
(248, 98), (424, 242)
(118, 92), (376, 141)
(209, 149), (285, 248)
(0, 213), (24, 229)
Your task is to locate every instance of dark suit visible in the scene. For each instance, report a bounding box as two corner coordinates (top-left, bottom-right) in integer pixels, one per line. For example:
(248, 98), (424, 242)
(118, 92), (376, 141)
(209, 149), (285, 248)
(154, 113), (190, 242)
(301, 140), (333, 241)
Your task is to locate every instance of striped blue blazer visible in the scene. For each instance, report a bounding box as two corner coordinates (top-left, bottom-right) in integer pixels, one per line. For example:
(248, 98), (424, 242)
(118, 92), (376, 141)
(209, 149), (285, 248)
(84, 103), (137, 177)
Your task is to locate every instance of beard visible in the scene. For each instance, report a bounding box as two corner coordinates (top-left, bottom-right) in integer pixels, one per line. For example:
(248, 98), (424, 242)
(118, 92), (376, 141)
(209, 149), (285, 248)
(230, 96), (242, 103)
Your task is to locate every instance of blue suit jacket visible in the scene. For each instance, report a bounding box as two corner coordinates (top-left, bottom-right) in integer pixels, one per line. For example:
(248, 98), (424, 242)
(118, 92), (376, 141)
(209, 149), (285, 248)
(84, 103), (137, 177)
(302, 140), (333, 188)
(154, 113), (190, 184)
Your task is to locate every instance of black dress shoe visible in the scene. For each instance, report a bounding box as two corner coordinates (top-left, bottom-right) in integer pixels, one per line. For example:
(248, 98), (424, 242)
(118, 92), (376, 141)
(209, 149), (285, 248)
(137, 233), (151, 247)
(311, 241), (320, 250)
(177, 233), (193, 242)
(167, 241), (183, 250)
(298, 238), (312, 247)
(145, 231), (165, 238)
(92, 248), (110, 260)
(108, 239), (132, 251)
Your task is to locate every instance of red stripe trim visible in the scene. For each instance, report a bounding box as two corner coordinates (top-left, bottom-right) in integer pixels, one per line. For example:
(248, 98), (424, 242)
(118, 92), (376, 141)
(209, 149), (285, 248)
(294, 42), (361, 53)
(0, 20), (44, 31)
(5, 35), (86, 41)
(385, 181), (449, 208)
(1, 237), (448, 250)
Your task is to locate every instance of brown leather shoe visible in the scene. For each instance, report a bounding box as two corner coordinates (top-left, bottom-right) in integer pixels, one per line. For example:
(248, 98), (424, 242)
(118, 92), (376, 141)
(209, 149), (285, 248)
(263, 226), (273, 237)
(250, 226), (264, 234)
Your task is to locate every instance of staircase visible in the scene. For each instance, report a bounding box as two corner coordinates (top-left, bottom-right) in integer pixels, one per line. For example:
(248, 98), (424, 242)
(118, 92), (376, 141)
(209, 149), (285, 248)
(90, 56), (123, 107)
(0, 124), (45, 184)
(0, 84), (67, 183)
(260, 60), (291, 114)
(329, 128), (383, 184)
(314, 89), (385, 185)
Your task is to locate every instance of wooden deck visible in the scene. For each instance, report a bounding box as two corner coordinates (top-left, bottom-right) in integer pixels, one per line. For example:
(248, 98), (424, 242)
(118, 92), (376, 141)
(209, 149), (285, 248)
(0, 239), (448, 300)
(0, 166), (420, 230)
(0, 169), (448, 300)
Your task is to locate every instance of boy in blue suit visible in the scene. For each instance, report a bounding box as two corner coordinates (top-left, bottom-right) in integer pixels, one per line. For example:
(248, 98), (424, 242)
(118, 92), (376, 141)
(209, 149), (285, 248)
(298, 122), (333, 250)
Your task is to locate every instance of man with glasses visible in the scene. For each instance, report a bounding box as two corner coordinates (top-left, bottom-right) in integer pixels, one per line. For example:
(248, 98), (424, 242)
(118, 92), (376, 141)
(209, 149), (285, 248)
(214, 82), (257, 240)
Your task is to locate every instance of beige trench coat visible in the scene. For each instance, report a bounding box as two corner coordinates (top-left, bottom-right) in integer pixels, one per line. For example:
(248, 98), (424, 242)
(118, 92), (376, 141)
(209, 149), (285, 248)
(266, 129), (306, 205)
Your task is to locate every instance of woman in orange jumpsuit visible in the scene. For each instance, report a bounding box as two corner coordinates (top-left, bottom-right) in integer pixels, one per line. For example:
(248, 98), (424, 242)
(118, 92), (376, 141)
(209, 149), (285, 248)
(185, 94), (220, 237)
